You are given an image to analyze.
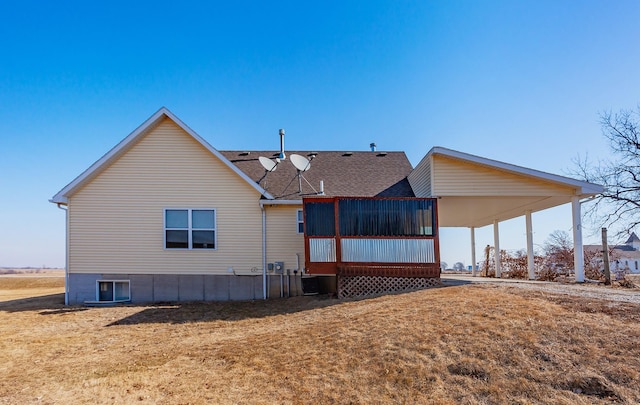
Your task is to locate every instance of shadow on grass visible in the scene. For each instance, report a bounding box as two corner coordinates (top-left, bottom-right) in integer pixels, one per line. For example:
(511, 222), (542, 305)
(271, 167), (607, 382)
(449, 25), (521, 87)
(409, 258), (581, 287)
(1, 283), (464, 324)
(106, 295), (347, 326)
(107, 282), (469, 326)
(0, 293), (67, 313)
(440, 277), (473, 287)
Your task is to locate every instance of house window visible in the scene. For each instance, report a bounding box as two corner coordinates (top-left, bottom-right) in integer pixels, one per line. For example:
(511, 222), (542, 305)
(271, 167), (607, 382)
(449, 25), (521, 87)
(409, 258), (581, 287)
(297, 209), (304, 234)
(97, 280), (130, 302)
(165, 209), (216, 249)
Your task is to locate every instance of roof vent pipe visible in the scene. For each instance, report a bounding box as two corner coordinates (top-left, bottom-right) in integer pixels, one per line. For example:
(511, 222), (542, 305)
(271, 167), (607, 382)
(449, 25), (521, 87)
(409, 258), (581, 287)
(319, 180), (325, 195)
(370, 142), (376, 152)
(279, 129), (286, 159)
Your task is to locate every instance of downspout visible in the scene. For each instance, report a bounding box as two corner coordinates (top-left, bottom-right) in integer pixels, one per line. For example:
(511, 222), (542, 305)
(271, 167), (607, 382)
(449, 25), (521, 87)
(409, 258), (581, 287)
(56, 203), (69, 305)
(261, 204), (267, 300)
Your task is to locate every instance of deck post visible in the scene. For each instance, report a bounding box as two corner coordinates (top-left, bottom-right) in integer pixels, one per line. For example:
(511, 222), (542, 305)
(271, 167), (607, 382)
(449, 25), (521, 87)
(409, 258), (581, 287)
(572, 197), (585, 282)
(493, 220), (501, 278)
(470, 226), (477, 276)
(525, 210), (535, 280)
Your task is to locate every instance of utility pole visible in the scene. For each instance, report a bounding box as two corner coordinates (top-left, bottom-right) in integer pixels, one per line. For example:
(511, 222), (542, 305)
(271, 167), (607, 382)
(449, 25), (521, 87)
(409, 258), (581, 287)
(602, 228), (611, 285)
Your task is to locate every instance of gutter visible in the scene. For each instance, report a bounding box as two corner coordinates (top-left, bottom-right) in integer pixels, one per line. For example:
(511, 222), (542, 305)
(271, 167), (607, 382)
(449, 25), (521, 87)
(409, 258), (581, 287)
(261, 204), (267, 300)
(259, 200), (303, 207)
(55, 203), (69, 305)
(259, 199), (305, 299)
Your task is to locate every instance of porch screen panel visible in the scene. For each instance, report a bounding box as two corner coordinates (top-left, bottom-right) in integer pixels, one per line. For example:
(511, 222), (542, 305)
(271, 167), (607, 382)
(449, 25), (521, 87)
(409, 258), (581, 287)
(304, 202), (336, 236)
(338, 199), (435, 236)
(309, 238), (337, 262)
(341, 238), (436, 263)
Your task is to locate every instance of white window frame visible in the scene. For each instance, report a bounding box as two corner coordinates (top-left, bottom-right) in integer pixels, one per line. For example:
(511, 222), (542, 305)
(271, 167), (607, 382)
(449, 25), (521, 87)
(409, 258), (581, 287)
(297, 209), (304, 234)
(96, 280), (131, 302)
(164, 208), (217, 250)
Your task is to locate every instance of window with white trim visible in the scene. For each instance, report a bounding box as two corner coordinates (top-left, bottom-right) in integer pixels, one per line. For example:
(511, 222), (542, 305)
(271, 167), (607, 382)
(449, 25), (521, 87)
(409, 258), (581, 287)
(165, 209), (216, 249)
(297, 209), (304, 234)
(97, 280), (130, 302)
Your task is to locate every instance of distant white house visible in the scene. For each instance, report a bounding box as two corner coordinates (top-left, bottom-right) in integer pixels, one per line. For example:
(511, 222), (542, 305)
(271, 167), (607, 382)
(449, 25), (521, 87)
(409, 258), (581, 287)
(585, 232), (640, 275)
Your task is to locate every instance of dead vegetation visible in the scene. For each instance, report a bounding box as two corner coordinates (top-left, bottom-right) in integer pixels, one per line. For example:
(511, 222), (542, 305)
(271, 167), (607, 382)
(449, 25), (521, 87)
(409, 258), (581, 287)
(0, 276), (64, 302)
(1, 278), (639, 404)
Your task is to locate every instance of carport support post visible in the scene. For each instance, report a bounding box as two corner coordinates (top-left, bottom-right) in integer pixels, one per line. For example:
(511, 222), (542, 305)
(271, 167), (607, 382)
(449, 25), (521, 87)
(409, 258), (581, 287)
(525, 210), (535, 280)
(493, 220), (501, 278)
(572, 196), (585, 282)
(470, 227), (477, 277)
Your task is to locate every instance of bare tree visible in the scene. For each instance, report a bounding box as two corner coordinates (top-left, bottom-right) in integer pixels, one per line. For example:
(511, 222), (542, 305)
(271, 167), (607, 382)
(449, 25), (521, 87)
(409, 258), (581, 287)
(574, 107), (640, 235)
(542, 230), (574, 274)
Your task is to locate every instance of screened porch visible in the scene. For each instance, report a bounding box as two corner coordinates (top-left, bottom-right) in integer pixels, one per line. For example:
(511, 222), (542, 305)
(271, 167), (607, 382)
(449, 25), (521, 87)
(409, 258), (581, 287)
(303, 197), (440, 278)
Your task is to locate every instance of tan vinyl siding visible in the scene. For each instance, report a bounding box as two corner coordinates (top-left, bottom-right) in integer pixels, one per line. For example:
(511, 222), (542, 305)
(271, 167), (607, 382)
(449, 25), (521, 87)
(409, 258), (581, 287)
(431, 156), (577, 197)
(68, 118), (263, 275)
(265, 205), (305, 271)
(407, 154), (432, 197)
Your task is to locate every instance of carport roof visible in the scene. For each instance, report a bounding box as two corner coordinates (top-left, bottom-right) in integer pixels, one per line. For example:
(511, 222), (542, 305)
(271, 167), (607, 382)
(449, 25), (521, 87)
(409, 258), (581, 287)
(408, 147), (605, 228)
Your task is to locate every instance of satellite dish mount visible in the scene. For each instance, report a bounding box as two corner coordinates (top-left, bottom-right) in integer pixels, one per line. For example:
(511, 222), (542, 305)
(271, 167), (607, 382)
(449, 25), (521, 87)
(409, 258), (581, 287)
(290, 154), (311, 193)
(257, 156), (279, 185)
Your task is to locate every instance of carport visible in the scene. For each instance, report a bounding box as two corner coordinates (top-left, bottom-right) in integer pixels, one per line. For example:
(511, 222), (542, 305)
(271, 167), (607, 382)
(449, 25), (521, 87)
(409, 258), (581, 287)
(408, 147), (605, 281)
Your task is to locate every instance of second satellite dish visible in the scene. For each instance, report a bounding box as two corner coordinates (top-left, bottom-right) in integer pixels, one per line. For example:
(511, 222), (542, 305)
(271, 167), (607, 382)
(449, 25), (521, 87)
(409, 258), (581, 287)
(259, 156), (278, 172)
(290, 154), (311, 172)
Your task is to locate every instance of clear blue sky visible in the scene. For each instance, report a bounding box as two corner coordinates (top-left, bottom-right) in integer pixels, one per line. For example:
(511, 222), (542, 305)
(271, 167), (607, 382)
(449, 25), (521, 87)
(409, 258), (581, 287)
(1, 1), (639, 268)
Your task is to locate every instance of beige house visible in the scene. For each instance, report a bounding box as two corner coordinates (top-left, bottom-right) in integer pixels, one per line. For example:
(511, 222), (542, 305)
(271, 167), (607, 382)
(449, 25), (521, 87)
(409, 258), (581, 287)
(51, 108), (415, 304)
(51, 107), (604, 304)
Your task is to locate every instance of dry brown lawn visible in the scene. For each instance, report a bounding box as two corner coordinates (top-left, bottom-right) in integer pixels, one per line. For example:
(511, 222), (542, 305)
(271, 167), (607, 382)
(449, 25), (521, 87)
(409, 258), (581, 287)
(0, 276), (65, 301)
(1, 278), (639, 404)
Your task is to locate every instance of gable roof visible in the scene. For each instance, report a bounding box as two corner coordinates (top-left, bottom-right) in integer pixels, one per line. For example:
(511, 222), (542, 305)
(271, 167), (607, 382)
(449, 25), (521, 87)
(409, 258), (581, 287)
(427, 146), (604, 195)
(625, 232), (640, 245)
(219, 151), (414, 200)
(50, 107), (273, 204)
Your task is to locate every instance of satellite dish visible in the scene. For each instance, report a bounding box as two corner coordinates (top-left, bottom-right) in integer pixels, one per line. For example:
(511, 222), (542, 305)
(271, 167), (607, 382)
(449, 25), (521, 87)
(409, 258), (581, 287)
(290, 154), (311, 172)
(259, 156), (278, 172)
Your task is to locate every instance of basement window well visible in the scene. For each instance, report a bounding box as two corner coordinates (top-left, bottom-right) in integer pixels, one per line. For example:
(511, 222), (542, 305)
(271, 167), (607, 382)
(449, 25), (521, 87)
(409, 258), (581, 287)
(97, 280), (130, 302)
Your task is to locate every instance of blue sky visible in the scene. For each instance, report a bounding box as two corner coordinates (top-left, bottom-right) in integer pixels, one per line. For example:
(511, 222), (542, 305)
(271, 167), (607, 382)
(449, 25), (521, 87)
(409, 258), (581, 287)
(1, 1), (639, 267)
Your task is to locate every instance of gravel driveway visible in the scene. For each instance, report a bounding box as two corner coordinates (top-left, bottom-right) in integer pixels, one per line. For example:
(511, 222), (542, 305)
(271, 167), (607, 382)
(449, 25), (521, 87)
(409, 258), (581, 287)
(441, 274), (640, 304)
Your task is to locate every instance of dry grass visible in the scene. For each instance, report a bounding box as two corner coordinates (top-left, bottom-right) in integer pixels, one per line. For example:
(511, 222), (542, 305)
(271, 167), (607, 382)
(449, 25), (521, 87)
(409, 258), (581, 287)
(1, 279), (639, 404)
(0, 276), (64, 301)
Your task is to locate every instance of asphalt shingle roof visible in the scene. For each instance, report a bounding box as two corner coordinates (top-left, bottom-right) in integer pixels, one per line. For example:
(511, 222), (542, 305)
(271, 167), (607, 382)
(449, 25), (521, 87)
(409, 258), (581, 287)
(220, 150), (415, 200)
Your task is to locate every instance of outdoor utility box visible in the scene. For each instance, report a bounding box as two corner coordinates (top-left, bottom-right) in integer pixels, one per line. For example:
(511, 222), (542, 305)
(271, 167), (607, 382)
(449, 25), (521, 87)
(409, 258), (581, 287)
(274, 261), (284, 274)
(268, 262), (285, 274)
(302, 276), (319, 295)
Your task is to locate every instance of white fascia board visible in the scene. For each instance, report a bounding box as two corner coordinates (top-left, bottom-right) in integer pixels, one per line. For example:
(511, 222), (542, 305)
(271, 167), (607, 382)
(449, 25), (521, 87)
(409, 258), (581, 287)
(50, 107), (273, 204)
(259, 200), (302, 207)
(428, 146), (605, 196)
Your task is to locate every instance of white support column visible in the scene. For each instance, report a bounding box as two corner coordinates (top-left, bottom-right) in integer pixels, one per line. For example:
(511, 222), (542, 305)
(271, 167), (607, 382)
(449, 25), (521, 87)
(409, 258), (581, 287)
(470, 227), (477, 277)
(525, 210), (535, 280)
(572, 197), (585, 282)
(493, 220), (501, 278)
